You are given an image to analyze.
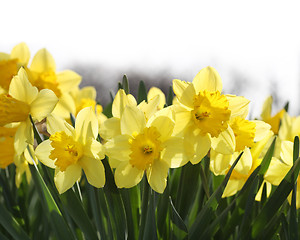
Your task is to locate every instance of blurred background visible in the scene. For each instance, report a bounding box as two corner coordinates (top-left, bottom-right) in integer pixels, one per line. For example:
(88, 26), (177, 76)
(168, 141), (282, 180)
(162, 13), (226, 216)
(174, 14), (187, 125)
(2, 0), (300, 117)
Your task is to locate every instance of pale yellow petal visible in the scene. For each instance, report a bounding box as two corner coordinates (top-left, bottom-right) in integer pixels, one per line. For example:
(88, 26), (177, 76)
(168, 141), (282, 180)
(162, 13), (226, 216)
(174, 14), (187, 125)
(192, 66), (222, 93)
(147, 87), (166, 110)
(108, 158), (122, 168)
(0, 53), (10, 60)
(138, 95), (160, 121)
(172, 79), (190, 100)
(255, 181), (272, 201)
(233, 147), (252, 175)
(77, 86), (97, 101)
(105, 135), (131, 161)
(30, 48), (56, 73)
(52, 93), (76, 119)
(222, 179), (245, 198)
(172, 105), (192, 136)
(147, 115), (174, 142)
(280, 140), (293, 166)
(79, 156), (105, 188)
(35, 140), (56, 168)
(84, 139), (105, 160)
(57, 70), (81, 92)
(146, 160), (169, 193)
(114, 162), (144, 188)
(278, 112), (293, 141)
(253, 120), (271, 142)
(211, 127), (235, 155)
(9, 68), (38, 104)
(14, 119), (33, 155)
(112, 89), (137, 118)
(176, 83), (195, 109)
(162, 137), (188, 168)
(11, 42), (30, 66)
(75, 107), (98, 143)
(54, 164), (82, 194)
(226, 95), (250, 120)
(30, 89), (58, 122)
(99, 117), (121, 140)
(260, 96), (272, 121)
(121, 106), (146, 136)
(264, 157), (291, 185)
(287, 184), (300, 209)
(210, 151), (232, 175)
(47, 114), (74, 136)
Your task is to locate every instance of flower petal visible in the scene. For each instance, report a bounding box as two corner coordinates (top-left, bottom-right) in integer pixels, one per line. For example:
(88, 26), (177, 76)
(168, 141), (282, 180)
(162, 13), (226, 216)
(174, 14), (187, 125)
(192, 66), (222, 93)
(226, 95), (250, 120)
(11, 42), (30, 66)
(138, 95), (160, 121)
(75, 107), (98, 143)
(261, 96), (273, 120)
(57, 70), (81, 92)
(146, 160), (169, 193)
(210, 151), (232, 175)
(105, 135), (131, 162)
(52, 93), (76, 119)
(233, 147), (252, 175)
(222, 179), (245, 198)
(30, 89), (58, 122)
(79, 156), (105, 188)
(114, 162), (144, 188)
(264, 157), (291, 185)
(112, 89), (137, 118)
(14, 119), (33, 155)
(147, 115), (174, 142)
(84, 139), (105, 160)
(47, 114), (74, 136)
(99, 117), (121, 140)
(121, 106), (146, 136)
(173, 79), (190, 100)
(255, 181), (272, 201)
(177, 83), (195, 109)
(253, 120), (271, 142)
(147, 87), (166, 110)
(162, 137), (188, 168)
(172, 105), (192, 136)
(30, 48), (56, 73)
(211, 127), (235, 155)
(35, 140), (56, 168)
(54, 164), (82, 194)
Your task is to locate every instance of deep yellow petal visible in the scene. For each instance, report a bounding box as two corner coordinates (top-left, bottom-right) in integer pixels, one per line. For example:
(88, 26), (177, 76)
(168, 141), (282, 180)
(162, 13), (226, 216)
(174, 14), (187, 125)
(54, 164), (81, 194)
(114, 162), (144, 188)
(192, 66), (223, 93)
(35, 140), (56, 168)
(146, 159), (169, 193)
(11, 42), (30, 66)
(30, 48), (56, 73)
(9, 68), (38, 104)
(30, 89), (58, 122)
(79, 156), (105, 188)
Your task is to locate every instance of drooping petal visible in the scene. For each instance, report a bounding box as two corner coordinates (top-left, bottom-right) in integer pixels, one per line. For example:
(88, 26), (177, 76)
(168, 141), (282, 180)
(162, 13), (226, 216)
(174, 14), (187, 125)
(47, 114), (74, 136)
(226, 95), (250, 120)
(35, 140), (56, 168)
(162, 137), (188, 168)
(79, 156), (105, 188)
(11, 42), (30, 66)
(99, 117), (121, 140)
(54, 164), (82, 194)
(75, 107), (98, 143)
(14, 119), (33, 155)
(146, 159), (169, 193)
(114, 162), (144, 188)
(30, 89), (58, 122)
(253, 120), (271, 142)
(211, 127), (235, 155)
(30, 48), (56, 73)
(121, 106), (146, 136)
(210, 151), (232, 175)
(57, 70), (81, 92)
(105, 135), (131, 162)
(147, 115), (174, 142)
(9, 68), (38, 104)
(222, 179), (245, 198)
(192, 66), (223, 93)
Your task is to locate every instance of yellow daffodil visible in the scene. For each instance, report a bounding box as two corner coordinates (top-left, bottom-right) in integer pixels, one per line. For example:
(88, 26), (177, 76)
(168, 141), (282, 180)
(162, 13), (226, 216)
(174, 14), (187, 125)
(172, 66), (249, 165)
(0, 68), (58, 154)
(261, 96), (285, 134)
(221, 131), (274, 198)
(147, 87), (166, 110)
(35, 107), (105, 194)
(0, 42), (30, 91)
(105, 105), (185, 193)
(29, 48), (81, 119)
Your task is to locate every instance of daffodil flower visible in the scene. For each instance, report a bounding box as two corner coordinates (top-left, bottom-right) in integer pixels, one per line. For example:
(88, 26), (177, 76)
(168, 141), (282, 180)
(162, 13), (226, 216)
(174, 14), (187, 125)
(35, 107), (105, 194)
(105, 105), (185, 193)
(172, 66), (250, 164)
(0, 68), (58, 155)
(29, 48), (81, 119)
(0, 42), (30, 91)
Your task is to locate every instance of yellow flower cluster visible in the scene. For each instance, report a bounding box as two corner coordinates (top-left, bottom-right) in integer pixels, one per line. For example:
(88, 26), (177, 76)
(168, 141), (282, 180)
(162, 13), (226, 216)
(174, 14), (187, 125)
(0, 42), (297, 209)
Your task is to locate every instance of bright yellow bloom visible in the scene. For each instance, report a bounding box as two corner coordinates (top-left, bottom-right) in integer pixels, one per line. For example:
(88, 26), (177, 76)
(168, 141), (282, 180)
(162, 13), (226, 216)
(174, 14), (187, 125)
(172, 66), (250, 164)
(261, 96), (285, 135)
(105, 105), (186, 193)
(29, 48), (81, 119)
(0, 43), (30, 91)
(35, 107), (105, 194)
(0, 68), (58, 154)
(147, 87), (166, 110)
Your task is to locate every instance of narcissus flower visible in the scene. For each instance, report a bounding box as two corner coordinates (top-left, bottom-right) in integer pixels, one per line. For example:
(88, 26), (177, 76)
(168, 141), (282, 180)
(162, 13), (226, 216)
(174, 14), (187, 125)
(105, 105), (185, 193)
(147, 87), (166, 110)
(261, 96), (285, 134)
(172, 66), (250, 164)
(0, 42), (30, 91)
(35, 107), (105, 194)
(0, 68), (58, 154)
(29, 48), (81, 119)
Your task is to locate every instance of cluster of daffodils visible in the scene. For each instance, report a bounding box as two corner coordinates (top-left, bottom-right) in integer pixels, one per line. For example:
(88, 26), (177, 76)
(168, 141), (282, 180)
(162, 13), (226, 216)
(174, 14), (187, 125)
(0, 43), (298, 208)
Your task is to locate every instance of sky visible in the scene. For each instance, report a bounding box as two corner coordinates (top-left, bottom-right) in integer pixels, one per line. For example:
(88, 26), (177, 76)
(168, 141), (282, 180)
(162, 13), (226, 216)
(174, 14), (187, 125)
(2, 0), (300, 116)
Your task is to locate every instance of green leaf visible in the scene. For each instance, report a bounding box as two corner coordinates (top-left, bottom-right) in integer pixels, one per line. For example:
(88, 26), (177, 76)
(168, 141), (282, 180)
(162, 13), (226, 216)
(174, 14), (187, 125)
(284, 101), (289, 112)
(138, 177), (150, 240)
(137, 80), (148, 104)
(169, 196), (188, 234)
(166, 86), (173, 106)
(142, 190), (158, 240)
(122, 74), (130, 94)
(251, 157), (300, 238)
